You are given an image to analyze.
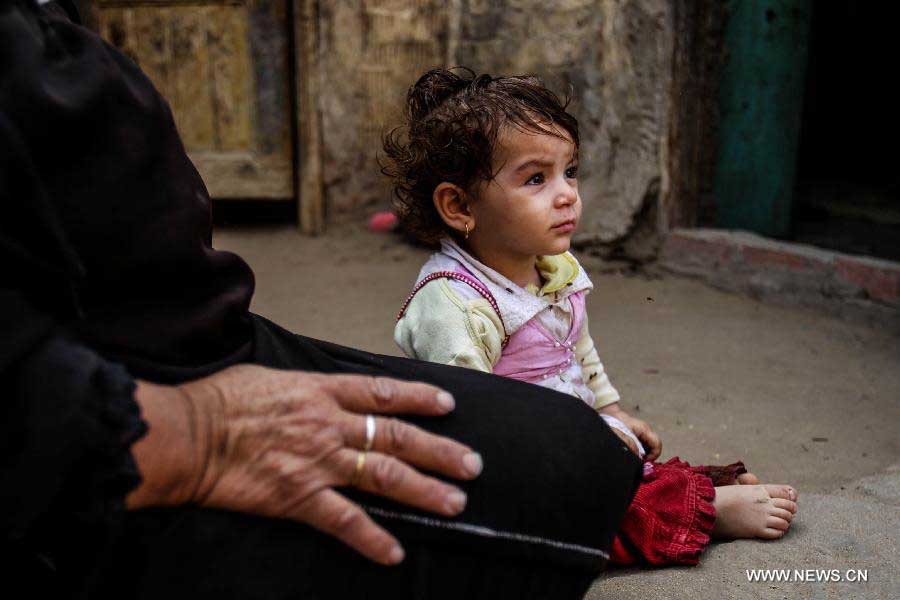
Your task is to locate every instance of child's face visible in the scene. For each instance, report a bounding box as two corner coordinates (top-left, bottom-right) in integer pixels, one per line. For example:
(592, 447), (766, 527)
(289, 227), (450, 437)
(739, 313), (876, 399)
(469, 125), (580, 259)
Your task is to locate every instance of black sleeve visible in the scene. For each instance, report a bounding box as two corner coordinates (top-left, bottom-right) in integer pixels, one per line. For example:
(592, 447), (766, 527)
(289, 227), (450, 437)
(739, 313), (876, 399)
(0, 55), (147, 563)
(1, 335), (147, 541)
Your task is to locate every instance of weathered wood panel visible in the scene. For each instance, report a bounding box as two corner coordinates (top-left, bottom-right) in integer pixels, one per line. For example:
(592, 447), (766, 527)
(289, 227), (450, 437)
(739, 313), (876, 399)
(294, 0), (324, 233)
(665, 0), (727, 230)
(92, 0), (294, 200)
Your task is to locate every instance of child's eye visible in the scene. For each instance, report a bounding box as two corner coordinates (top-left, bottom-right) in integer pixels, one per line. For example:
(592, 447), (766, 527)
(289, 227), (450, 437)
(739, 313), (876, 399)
(526, 173), (545, 185)
(565, 166), (579, 179)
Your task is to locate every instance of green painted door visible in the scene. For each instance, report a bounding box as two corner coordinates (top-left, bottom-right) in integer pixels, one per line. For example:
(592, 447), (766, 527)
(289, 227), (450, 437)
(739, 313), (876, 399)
(714, 0), (811, 237)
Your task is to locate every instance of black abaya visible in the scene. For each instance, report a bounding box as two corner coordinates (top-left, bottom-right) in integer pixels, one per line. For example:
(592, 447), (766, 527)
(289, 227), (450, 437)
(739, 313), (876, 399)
(0, 1), (641, 597)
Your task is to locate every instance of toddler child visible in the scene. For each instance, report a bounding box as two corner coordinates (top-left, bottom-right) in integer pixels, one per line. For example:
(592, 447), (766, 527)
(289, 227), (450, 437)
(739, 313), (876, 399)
(384, 68), (799, 566)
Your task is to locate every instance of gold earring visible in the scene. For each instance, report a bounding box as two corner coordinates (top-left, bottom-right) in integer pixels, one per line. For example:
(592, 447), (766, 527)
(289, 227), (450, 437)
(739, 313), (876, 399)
(464, 222), (470, 240)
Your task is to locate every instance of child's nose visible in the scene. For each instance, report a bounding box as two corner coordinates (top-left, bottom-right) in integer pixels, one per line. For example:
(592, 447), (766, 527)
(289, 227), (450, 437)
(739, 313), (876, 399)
(554, 180), (578, 207)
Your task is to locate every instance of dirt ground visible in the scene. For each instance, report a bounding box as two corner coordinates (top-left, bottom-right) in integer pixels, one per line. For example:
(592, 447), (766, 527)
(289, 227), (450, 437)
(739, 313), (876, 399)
(215, 221), (899, 600)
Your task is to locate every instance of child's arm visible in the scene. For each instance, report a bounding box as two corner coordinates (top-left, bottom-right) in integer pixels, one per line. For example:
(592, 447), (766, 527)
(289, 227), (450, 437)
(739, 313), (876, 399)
(574, 314), (621, 409)
(395, 279), (503, 373)
(575, 316), (662, 461)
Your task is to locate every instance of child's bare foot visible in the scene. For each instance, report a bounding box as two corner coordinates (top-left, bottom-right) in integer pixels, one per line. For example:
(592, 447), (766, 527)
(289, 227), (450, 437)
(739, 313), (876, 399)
(737, 472), (760, 485)
(712, 484), (798, 540)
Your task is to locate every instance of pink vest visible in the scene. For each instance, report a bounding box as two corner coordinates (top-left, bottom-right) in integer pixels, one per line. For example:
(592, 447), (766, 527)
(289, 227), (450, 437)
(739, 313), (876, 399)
(397, 265), (586, 386)
(493, 291), (585, 385)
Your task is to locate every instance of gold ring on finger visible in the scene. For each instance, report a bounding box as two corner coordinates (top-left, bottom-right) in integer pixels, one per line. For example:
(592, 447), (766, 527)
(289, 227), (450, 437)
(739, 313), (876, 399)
(351, 450), (367, 487)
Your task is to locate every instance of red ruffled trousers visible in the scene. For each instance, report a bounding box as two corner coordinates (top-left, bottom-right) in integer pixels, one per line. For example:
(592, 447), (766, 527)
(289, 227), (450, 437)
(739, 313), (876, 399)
(609, 458), (747, 566)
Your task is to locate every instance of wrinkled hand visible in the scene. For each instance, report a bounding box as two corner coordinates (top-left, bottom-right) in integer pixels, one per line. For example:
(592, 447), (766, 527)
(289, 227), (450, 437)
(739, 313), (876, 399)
(601, 403), (662, 462)
(131, 365), (482, 565)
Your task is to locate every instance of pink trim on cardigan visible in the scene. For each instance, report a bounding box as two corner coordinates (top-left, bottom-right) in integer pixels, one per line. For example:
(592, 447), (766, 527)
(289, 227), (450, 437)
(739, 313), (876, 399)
(397, 263), (587, 386)
(396, 270), (510, 347)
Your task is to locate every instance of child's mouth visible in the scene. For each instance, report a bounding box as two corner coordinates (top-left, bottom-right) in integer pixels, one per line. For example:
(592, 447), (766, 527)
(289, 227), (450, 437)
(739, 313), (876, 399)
(551, 220), (576, 233)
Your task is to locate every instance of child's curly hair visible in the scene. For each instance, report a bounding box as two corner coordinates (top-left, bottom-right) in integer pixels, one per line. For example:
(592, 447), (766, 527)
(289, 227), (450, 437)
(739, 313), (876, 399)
(381, 67), (579, 247)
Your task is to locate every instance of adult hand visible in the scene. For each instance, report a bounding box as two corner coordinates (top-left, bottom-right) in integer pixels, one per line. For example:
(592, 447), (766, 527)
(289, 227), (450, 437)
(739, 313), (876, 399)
(129, 365), (483, 566)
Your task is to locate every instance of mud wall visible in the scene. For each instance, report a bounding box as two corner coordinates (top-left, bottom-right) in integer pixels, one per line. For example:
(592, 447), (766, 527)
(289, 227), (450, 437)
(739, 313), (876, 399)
(317, 0), (675, 256)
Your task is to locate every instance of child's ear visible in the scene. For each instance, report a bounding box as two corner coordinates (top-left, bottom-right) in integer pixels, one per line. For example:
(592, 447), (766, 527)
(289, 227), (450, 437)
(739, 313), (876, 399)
(433, 182), (472, 236)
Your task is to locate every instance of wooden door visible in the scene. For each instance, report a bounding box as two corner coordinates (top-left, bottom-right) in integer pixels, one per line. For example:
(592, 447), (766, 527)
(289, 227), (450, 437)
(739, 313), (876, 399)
(82, 0), (295, 201)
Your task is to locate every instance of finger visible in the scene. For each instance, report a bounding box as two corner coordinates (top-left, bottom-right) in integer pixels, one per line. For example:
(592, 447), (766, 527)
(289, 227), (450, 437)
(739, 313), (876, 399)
(297, 489), (404, 565)
(640, 430), (662, 461)
(625, 438), (639, 456)
(339, 449), (467, 517)
(612, 430), (640, 456)
(341, 414), (482, 480)
(316, 374), (454, 416)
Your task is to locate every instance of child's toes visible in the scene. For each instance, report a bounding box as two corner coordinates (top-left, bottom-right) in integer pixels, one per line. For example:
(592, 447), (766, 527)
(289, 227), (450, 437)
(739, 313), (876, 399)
(767, 515), (791, 531)
(764, 484), (797, 501)
(772, 498), (798, 514)
(769, 507), (794, 523)
(761, 527), (786, 540)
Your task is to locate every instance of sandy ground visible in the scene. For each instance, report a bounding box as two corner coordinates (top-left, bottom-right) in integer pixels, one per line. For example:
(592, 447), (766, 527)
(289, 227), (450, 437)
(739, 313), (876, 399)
(215, 222), (899, 600)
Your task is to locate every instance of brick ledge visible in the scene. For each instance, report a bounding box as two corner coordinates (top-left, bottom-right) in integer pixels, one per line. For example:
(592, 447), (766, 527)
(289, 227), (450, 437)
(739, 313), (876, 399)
(661, 229), (900, 330)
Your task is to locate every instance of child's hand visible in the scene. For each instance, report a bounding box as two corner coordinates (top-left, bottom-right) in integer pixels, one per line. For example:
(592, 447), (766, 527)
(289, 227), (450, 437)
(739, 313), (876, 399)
(611, 428), (641, 456)
(600, 403), (662, 462)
